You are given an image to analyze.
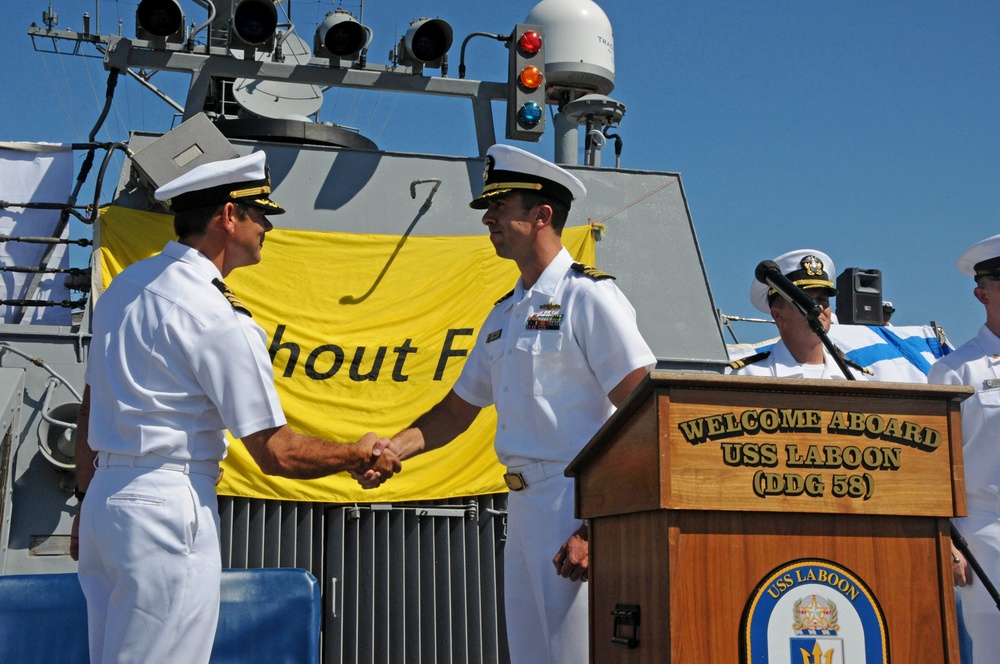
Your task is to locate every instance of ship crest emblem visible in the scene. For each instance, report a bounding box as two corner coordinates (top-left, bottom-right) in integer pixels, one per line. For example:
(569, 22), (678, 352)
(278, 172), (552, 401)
(740, 559), (887, 664)
(791, 594), (841, 664)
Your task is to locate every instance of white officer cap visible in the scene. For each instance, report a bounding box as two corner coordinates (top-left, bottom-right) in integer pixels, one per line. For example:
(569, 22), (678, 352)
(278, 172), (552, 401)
(154, 151), (285, 215)
(749, 249), (837, 314)
(957, 233), (1000, 279)
(469, 144), (586, 210)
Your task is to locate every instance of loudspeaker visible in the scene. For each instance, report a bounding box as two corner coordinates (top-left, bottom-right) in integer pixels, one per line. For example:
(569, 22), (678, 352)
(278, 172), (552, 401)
(836, 268), (883, 325)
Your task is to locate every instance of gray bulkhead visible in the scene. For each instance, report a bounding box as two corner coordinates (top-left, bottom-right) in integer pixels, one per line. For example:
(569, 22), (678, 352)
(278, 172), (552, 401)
(116, 133), (729, 369)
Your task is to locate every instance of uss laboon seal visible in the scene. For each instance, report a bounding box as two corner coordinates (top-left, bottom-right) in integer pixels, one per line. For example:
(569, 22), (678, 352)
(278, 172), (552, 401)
(741, 559), (888, 663)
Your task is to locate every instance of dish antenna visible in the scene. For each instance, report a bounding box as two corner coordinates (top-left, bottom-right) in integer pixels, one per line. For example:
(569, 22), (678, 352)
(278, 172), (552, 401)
(232, 31), (324, 119)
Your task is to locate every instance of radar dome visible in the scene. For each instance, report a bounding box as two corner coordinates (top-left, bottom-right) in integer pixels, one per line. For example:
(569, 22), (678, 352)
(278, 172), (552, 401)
(525, 0), (615, 96)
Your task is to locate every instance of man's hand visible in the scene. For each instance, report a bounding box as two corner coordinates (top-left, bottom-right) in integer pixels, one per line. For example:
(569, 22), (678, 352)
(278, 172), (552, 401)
(354, 434), (401, 488)
(552, 523), (589, 582)
(953, 545), (973, 587)
(350, 390), (483, 489)
(243, 425), (402, 480)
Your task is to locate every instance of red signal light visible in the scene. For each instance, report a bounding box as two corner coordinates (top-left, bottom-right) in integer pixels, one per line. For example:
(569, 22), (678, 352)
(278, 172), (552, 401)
(518, 30), (542, 55)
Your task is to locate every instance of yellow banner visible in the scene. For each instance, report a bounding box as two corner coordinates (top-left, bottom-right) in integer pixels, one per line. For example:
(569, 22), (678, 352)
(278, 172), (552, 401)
(98, 205), (596, 502)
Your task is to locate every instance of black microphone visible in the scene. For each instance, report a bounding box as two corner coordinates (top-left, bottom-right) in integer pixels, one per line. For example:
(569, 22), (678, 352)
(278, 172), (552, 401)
(755, 260), (823, 321)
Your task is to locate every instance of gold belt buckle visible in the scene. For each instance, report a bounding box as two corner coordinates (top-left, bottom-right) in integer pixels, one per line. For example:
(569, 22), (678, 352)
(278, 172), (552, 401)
(504, 472), (526, 491)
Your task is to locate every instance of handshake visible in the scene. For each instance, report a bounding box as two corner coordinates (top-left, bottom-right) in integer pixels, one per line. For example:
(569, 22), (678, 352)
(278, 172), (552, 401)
(353, 433), (403, 488)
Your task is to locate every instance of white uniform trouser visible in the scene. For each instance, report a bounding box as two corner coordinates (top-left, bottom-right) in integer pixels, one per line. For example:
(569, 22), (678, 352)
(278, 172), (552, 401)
(505, 474), (588, 664)
(78, 464), (222, 664)
(954, 508), (1000, 663)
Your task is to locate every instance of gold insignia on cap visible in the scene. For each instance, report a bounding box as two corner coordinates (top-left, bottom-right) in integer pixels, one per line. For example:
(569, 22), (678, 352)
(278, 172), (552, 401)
(251, 198), (283, 210)
(483, 156), (494, 185)
(801, 255), (824, 276)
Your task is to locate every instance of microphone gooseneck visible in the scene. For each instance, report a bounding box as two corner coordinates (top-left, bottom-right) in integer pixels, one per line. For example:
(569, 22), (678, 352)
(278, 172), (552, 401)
(755, 260), (822, 321)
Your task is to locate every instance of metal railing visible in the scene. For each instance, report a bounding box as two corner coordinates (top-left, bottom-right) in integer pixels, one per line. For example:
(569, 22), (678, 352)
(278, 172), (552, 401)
(219, 493), (510, 664)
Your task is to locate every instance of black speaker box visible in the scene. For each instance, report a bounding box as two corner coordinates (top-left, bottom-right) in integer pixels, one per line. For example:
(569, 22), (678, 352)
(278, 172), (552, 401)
(836, 268), (883, 325)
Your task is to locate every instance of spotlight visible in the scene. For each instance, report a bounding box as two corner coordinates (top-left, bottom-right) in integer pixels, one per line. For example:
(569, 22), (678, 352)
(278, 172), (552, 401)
(396, 18), (453, 71)
(37, 402), (79, 473)
(136, 0), (185, 44)
(314, 9), (371, 63)
(230, 0), (278, 55)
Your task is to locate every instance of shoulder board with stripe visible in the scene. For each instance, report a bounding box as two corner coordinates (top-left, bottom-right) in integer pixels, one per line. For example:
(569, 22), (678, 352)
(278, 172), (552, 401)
(212, 278), (252, 317)
(834, 345), (875, 376)
(570, 262), (615, 280)
(728, 351), (770, 370)
(843, 357), (875, 376)
(494, 288), (515, 306)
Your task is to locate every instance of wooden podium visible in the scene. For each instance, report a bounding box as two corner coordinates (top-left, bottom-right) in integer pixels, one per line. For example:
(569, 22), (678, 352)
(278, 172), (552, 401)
(566, 371), (972, 663)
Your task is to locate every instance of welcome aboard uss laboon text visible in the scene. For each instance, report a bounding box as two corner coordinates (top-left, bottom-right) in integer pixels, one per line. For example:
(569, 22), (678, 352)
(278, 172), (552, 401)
(676, 407), (942, 500)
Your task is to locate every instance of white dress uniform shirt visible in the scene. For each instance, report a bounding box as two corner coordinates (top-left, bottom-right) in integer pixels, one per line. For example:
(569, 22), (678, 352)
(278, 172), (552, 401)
(453, 247), (655, 664)
(454, 247), (656, 467)
(85, 240), (286, 461)
(79, 240), (286, 664)
(727, 339), (869, 380)
(928, 324), (1000, 664)
(929, 325), (1000, 500)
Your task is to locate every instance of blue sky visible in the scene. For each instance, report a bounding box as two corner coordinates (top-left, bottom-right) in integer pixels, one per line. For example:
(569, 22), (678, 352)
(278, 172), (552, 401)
(5, 0), (999, 346)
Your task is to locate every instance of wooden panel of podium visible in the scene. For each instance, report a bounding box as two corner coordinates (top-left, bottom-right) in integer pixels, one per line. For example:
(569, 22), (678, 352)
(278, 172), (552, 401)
(566, 371), (972, 663)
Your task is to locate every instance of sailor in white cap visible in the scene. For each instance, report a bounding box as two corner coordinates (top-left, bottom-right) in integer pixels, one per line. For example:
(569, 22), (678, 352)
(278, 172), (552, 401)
(728, 249), (871, 379)
(928, 232), (1000, 662)
(73, 151), (400, 664)
(882, 300), (895, 325)
(361, 144), (656, 663)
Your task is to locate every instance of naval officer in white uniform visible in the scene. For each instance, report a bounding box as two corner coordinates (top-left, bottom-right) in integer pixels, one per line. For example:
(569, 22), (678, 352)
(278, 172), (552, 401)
(727, 249), (870, 380)
(359, 144), (656, 663)
(928, 233), (1000, 663)
(73, 151), (400, 664)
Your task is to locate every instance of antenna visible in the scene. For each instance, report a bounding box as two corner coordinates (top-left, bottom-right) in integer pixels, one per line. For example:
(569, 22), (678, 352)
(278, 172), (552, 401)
(232, 31), (323, 119)
(556, 94), (626, 167)
(43, 2), (58, 30)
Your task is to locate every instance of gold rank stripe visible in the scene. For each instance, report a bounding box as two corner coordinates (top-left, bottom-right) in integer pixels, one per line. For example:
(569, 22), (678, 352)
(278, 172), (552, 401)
(212, 278), (252, 317)
(222, 290), (252, 317)
(571, 262), (615, 280)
